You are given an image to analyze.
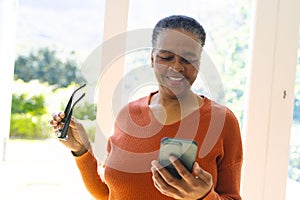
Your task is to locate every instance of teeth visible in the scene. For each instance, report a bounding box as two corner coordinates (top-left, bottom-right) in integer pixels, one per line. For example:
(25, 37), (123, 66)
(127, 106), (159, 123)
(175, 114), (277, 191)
(168, 76), (183, 81)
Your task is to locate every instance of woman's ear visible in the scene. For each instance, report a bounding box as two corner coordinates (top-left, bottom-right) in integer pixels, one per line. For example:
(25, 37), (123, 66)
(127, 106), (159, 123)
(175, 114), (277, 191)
(151, 49), (154, 67)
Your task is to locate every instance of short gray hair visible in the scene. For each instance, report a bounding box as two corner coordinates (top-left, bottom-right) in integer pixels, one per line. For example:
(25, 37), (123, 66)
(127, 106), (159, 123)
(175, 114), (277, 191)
(152, 15), (206, 47)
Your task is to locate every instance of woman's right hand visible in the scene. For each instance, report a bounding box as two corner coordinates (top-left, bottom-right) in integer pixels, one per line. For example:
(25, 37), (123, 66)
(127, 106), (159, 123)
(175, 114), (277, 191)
(49, 112), (91, 156)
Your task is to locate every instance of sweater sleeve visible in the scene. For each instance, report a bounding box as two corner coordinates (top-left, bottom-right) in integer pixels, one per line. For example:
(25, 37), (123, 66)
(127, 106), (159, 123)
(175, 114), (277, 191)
(74, 148), (109, 200)
(204, 109), (243, 200)
(202, 162), (243, 200)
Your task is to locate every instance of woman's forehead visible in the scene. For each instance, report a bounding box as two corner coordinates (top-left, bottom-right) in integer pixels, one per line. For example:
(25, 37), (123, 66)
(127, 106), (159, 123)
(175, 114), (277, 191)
(155, 29), (202, 54)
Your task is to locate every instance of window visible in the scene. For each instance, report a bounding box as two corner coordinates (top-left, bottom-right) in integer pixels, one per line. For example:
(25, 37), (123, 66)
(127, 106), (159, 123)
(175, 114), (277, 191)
(286, 30), (300, 200)
(3, 1), (106, 199)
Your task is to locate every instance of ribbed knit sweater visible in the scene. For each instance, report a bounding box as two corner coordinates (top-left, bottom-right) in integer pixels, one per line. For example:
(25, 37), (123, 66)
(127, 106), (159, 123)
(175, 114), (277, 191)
(74, 92), (243, 199)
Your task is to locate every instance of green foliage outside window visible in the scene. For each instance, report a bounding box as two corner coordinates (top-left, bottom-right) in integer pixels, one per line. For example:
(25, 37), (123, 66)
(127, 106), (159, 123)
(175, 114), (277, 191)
(72, 102), (97, 121)
(10, 93), (49, 139)
(14, 47), (85, 88)
(11, 94), (46, 115)
(289, 146), (300, 182)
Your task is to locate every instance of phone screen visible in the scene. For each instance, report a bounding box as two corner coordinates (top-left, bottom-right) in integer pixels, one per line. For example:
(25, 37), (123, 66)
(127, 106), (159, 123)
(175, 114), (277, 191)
(158, 137), (198, 179)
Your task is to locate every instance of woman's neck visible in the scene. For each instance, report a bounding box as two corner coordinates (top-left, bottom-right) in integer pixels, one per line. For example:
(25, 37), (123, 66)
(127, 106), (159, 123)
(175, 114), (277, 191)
(151, 90), (202, 109)
(149, 91), (203, 125)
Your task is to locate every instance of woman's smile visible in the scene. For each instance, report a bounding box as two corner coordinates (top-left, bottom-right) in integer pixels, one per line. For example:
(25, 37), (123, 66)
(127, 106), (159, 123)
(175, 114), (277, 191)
(164, 75), (186, 87)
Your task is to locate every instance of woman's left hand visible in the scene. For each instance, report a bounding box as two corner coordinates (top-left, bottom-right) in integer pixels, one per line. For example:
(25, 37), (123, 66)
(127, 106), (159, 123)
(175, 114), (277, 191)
(151, 156), (213, 199)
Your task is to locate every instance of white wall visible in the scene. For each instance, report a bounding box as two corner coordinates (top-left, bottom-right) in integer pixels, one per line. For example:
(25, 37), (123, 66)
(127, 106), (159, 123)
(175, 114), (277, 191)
(0, 0), (18, 162)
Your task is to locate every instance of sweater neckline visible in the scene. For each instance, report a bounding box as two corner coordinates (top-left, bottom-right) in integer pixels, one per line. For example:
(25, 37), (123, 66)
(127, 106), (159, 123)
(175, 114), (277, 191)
(145, 91), (208, 127)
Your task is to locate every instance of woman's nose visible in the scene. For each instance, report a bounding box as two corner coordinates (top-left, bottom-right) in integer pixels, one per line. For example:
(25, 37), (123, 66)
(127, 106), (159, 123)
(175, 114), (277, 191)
(169, 57), (185, 72)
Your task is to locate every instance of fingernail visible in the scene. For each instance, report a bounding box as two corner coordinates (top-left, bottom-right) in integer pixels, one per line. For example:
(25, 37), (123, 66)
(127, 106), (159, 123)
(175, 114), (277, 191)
(151, 166), (155, 173)
(169, 155), (178, 162)
(195, 162), (201, 172)
(151, 160), (157, 166)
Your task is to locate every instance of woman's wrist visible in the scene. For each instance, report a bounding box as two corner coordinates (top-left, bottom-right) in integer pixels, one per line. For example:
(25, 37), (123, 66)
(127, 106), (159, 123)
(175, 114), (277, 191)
(71, 147), (88, 157)
(197, 186), (213, 199)
(71, 144), (90, 157)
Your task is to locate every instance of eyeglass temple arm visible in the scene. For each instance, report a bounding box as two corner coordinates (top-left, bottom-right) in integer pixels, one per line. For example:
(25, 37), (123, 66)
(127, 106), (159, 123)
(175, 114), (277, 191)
(58, 93), (86, 140)
(62, 83), (86, 122)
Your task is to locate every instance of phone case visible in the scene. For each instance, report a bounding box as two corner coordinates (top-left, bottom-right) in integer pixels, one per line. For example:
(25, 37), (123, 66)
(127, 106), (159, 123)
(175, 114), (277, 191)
(158, 137), (198, 179)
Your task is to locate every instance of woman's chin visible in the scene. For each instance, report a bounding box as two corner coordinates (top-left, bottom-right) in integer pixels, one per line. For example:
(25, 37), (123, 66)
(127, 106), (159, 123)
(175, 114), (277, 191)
(161, 87), (190, 100)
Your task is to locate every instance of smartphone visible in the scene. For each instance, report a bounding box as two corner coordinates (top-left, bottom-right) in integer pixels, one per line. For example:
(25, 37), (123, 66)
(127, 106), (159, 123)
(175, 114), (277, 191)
(158, 137), (198, 179)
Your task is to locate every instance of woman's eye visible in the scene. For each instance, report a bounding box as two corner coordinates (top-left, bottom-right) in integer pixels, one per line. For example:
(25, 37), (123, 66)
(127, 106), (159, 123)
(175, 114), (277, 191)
(182, 58), (192, 64)
(182, 57), (198, 64)
(157, 55), (173, 61)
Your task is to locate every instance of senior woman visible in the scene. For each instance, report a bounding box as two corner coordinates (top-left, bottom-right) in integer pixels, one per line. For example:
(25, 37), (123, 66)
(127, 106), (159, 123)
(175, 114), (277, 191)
(49, 15), (243, 200)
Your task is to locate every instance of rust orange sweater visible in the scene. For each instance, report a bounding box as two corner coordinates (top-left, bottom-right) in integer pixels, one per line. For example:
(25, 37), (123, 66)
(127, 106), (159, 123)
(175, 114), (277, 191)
(74, 92), (243, 199)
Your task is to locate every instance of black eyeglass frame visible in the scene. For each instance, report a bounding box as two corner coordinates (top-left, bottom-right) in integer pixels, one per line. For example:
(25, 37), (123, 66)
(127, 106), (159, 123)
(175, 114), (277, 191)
(56, 83), (86, 140)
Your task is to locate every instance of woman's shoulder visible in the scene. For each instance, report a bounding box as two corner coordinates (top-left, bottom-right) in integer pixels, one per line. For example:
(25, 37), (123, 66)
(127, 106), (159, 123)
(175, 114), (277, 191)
(114, 93), (153, 132)
(128, 95), (150, 108)
(200, 96), (239, 126)
(200, 96), (227, 113)
(115, 92), (152, 120)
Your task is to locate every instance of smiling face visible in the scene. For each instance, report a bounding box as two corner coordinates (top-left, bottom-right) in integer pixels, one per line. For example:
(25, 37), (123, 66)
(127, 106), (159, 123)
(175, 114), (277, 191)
(151, 29), (202, 99)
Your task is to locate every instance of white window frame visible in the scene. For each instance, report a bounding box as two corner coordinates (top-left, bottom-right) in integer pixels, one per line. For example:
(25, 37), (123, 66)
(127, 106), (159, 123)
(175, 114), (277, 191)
(242, 0), (300, 199)
(93, 0), (130, 155)
(0, 0), (18, 162)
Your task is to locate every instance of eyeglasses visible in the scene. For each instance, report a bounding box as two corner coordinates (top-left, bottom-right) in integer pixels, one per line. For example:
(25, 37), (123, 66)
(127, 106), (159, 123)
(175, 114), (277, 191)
(56, 83), (86, 140)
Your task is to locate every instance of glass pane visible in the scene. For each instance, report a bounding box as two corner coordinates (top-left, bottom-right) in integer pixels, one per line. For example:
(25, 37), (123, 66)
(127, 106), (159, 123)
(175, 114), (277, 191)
(125, 0), (254, 127)
(1, 1), (106, 199)
(286, 30), (300, 200)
